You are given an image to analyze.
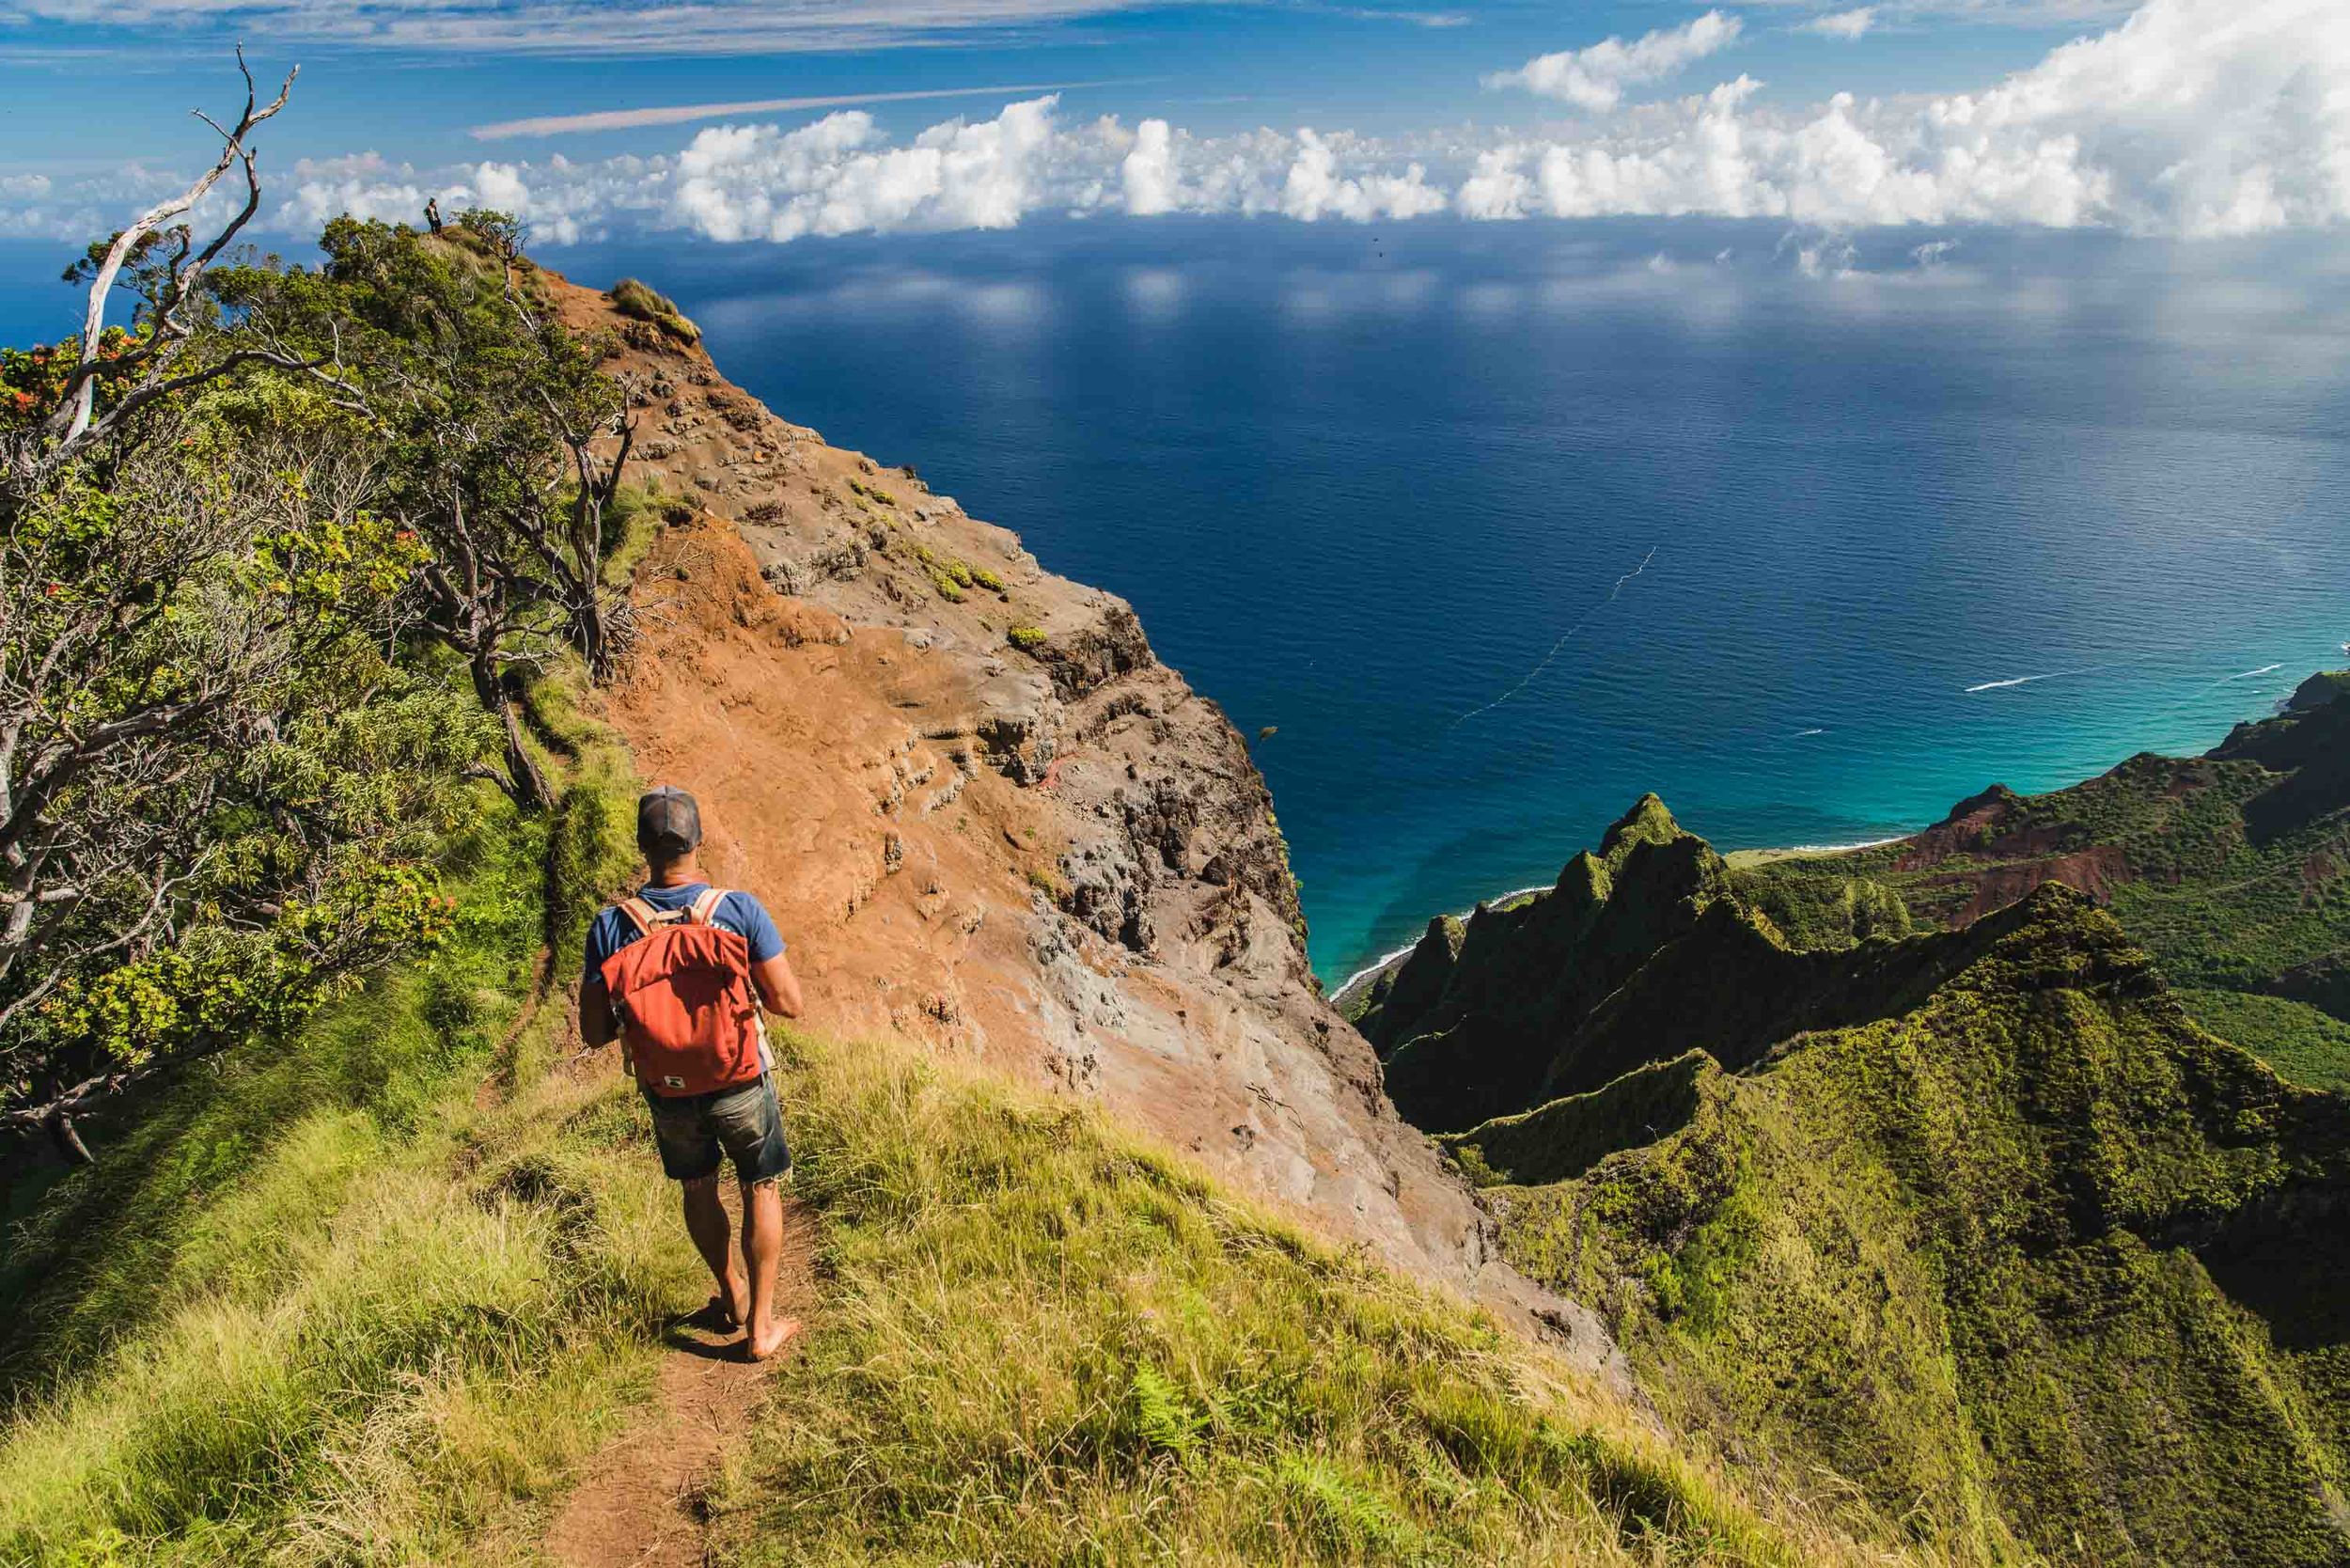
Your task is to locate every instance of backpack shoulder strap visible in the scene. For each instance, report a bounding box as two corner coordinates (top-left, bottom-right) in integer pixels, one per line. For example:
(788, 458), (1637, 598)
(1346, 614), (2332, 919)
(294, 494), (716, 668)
(689, 886), (728, 926)
(613, 897), (661, 937)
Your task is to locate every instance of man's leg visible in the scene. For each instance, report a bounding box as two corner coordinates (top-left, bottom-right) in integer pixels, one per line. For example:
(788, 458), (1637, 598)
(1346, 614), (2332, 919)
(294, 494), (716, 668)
(741, 1175), (798, 1359)
(682, 1174), (749, 1327)
(711, 1072), (800, 1359)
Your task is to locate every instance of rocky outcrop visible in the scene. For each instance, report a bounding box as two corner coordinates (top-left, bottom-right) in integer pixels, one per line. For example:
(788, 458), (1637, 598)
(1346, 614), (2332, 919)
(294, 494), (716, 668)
(549, 276), (1603, 1356)
(1351, 796), (1736, 1133)
(2285, 669), (2350, 713)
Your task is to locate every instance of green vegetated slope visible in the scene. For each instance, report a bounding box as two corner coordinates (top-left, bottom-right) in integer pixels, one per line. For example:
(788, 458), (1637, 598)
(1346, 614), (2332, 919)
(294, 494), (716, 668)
(1357, 790), (2350, 1565)
(1737, 677), (2350, 1092)
(0, 722), (1905, 1566)
(0, 695), (693, 1565)
(720, 1031), (1901, 1568)
(1352, 793), (1914, 1135)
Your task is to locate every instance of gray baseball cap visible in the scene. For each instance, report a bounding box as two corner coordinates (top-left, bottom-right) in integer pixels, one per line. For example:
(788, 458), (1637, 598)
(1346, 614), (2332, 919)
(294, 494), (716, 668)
(636, 785), (702, 856)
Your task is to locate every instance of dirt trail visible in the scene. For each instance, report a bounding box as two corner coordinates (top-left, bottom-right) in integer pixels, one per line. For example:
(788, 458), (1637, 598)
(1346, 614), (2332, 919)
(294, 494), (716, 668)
(541, 1194), (819, 1568)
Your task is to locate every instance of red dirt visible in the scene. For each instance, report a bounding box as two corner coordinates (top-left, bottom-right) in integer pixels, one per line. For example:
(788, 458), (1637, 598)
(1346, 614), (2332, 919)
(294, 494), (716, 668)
(1945, 845), (2132, 925)
(537, 269), (1626, 1384)
(540, 1188), (819, 1568)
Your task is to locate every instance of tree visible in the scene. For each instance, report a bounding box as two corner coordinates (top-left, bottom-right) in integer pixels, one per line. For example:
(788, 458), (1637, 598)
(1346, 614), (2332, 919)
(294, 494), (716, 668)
(0, 388), (482, 1147)
(0, 62), (500, 1152)
(0, 50), (315, 515)
(2, 62), (647, 1150)
(225, 211), (638, 808)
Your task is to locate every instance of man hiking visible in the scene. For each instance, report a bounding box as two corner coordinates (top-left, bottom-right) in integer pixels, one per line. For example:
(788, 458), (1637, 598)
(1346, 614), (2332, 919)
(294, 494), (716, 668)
(580, 785), (806, 1361)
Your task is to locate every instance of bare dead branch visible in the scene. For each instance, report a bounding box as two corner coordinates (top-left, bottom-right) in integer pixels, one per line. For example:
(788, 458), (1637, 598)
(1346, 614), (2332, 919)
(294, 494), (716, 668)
(43, 51), (297, 451)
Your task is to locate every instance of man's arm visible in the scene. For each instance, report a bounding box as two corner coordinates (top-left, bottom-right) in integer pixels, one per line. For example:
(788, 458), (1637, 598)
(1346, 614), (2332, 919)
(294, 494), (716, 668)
(752, 951), (803, 1019)
(580, 975), (619, 1047)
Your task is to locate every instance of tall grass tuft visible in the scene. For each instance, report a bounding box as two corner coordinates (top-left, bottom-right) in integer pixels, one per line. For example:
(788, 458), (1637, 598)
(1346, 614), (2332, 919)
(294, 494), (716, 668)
(605, 278), (700, 346)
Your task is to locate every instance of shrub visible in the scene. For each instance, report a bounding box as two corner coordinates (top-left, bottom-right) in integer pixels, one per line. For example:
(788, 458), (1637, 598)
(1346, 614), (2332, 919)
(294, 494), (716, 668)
(1007, 624), (1048, 652)
(605, 278), (700, 346)
(0, 728), (689, 1564)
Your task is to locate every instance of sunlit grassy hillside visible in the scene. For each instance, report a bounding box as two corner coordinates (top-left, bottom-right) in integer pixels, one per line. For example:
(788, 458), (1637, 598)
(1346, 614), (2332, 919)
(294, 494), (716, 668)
(0, 704), (1933, 1568)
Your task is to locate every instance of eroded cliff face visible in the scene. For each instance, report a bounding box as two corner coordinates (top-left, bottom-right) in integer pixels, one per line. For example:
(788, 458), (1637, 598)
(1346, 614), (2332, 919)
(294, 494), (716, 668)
(550, 278), (1616, 1367)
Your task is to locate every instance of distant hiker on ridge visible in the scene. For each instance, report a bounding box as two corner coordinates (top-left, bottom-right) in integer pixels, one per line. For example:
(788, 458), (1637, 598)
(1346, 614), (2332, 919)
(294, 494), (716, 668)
(580, 786), (806, 1361)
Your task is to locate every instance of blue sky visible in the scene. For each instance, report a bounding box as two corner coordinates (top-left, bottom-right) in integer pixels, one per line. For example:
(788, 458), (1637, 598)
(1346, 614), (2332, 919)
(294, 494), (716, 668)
(0, 0), (2340, 255)
(3, 3), (2086, 175)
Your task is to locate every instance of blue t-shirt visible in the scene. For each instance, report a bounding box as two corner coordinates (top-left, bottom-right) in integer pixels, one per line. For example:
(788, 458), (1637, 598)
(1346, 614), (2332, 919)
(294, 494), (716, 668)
(584, 883), (786, 982)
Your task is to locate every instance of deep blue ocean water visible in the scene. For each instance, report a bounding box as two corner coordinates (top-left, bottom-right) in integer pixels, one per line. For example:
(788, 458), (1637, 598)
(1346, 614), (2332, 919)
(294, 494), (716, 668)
(7, 220), (2346, 986)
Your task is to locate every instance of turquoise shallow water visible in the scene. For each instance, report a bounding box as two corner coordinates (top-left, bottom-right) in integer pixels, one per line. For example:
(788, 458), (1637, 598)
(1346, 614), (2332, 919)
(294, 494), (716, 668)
(9, 221), (2345, 986)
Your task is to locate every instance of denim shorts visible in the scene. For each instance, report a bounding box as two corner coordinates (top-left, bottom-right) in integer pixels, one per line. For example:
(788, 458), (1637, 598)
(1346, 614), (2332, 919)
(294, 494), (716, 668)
(643, 1071), (791, 1184)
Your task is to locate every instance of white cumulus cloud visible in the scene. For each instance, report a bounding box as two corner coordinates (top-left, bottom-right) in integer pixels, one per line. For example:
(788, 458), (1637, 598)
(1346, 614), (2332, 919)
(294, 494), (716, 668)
(1800, 8), (1876, 39)
(1121, 118), (1179, 215)
(1486, 11), (1743, 112)
(1458, 0), (2350, 236)
(8, 0), (2345, 258)
(671, 96), (1062, 242)
(1278, 129), (1448, 221)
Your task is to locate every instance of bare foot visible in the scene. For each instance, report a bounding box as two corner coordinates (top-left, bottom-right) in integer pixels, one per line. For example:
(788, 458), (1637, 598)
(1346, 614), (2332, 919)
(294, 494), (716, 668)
(708, 1270), (750, 1332)
(746, 1316), (803, 1362)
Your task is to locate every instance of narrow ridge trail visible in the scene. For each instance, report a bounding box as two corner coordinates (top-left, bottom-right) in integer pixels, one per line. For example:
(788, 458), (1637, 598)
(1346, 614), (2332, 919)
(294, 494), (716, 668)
(541, 1187), (819, 1568)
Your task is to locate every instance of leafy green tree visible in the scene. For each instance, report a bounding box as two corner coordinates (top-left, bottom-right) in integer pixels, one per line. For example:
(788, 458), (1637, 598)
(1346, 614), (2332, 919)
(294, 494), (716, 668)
(0, 382), (491, 1146)
(3, 61), (646, 1152)
(0, 63), (514, 1152)
(224, 210), (639, 807)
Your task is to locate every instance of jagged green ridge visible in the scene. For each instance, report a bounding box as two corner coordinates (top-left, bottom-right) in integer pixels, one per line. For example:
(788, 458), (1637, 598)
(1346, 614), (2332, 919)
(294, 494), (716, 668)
(1740, 682), (2350, 1091)
(1458, 886), (2350, 1564)
(1388, 776), (2350, 1565)
(1355, 795), (1919, 1134)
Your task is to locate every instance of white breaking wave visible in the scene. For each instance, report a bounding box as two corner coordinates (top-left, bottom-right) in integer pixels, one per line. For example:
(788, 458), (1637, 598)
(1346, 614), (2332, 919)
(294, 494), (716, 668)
(1965, 673), (2057, 694)
(2222, 663), (2283, 682)
(1794, 728), (1826, 737)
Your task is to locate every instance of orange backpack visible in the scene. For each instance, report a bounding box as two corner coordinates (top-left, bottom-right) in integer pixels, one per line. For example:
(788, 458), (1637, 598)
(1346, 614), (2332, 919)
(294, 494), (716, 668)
(600, 887), (767, 1097)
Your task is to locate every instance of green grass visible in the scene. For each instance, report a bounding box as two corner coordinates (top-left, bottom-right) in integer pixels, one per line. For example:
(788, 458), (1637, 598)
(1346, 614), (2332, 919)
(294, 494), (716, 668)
(2173, 987), (2350, 1093)
(601, 480), (694, 588)
(606, 278), (700, 345)
(711, 1028), (1913, 1568)
(0, 688), (674, 1566)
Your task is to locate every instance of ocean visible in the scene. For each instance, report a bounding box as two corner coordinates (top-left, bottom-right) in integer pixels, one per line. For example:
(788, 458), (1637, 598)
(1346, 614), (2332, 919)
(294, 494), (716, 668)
(8, 218), (2347, 986)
